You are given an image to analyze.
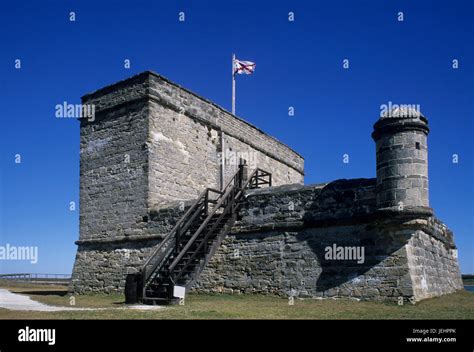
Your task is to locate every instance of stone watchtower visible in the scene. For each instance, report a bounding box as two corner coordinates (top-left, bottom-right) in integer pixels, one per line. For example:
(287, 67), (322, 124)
(372, 106), (432, 215)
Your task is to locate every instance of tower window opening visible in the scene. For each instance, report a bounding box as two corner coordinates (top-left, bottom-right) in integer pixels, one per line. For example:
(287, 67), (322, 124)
(415, 142), (420, 150)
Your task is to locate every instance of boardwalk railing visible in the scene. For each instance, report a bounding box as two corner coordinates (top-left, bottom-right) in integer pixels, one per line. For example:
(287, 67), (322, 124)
(0, 273), (71, 284)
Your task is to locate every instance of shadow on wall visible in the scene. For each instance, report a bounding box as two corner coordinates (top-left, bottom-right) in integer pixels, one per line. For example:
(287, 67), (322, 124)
(296, 179), (410, 292)
(297, 229), (409, 292)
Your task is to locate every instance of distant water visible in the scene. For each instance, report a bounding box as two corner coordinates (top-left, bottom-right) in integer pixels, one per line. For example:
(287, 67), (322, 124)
(465, 286), (474, 292)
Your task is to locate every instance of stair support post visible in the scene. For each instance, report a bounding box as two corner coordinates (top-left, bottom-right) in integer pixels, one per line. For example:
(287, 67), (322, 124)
(238, 158), (248, 189)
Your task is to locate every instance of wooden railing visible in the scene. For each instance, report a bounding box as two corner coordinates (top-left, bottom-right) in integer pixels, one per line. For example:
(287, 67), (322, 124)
(133, 163), (272, 303)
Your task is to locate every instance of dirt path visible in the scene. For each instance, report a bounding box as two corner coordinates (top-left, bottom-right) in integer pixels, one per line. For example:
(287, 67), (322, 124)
(0, 289), (163, 311)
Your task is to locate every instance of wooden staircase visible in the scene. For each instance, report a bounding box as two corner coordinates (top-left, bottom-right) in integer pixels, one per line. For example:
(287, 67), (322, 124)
(125, 163), (272, 305)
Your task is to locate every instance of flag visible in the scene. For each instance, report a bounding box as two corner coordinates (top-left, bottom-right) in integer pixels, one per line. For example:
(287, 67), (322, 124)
(233, 59), (256, 75)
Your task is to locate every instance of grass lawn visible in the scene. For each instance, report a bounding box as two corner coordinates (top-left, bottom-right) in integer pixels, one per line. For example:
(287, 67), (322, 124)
(0, 282), (473, 319)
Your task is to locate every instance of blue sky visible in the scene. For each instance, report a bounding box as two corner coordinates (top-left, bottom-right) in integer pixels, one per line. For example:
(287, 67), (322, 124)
(0, 0), (473, 275)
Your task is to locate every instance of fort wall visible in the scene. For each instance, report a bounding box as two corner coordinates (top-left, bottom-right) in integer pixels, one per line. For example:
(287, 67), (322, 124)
(71, 72), (463, 301)
(193, 182), (462, 302)
(72, 181), (462, 300)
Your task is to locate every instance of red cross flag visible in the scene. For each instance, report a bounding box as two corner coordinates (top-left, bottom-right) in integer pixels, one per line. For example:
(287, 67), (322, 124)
(231, 54), (256, 115)
(233, 59), (256, 75)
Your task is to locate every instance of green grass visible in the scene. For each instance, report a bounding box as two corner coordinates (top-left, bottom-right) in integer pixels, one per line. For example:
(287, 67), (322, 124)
(1, 283), (473, 319)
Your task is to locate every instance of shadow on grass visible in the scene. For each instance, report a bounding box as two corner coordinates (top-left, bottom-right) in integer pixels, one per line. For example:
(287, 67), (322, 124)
(12, 290), (69, 296)
(112, 301), (127, 305)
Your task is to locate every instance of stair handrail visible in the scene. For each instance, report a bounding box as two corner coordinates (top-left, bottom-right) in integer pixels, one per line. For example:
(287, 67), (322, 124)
(140, 168), (243, 285)
(167, 175), (240, 275)
(140, 189), (207, 280)
(140, 166), (272, 300)
(169, 186), (239, 283)
(167, 167), (268, 278)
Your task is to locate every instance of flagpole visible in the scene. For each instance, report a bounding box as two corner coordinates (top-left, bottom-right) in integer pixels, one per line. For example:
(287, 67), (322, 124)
(232, 53), (236, 115)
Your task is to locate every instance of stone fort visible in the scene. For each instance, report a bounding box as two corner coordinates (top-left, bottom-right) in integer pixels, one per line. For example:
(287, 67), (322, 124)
(71, 71), (463, 303)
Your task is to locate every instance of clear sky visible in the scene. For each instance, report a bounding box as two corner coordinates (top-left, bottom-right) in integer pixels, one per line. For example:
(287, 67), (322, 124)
(0, 0), (472, 275)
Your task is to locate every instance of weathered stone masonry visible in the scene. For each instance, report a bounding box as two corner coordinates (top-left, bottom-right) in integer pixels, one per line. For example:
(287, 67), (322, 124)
(71, 73), (463, 301)
(71, 71), (304, 292)
(194, 181), (462, 301)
